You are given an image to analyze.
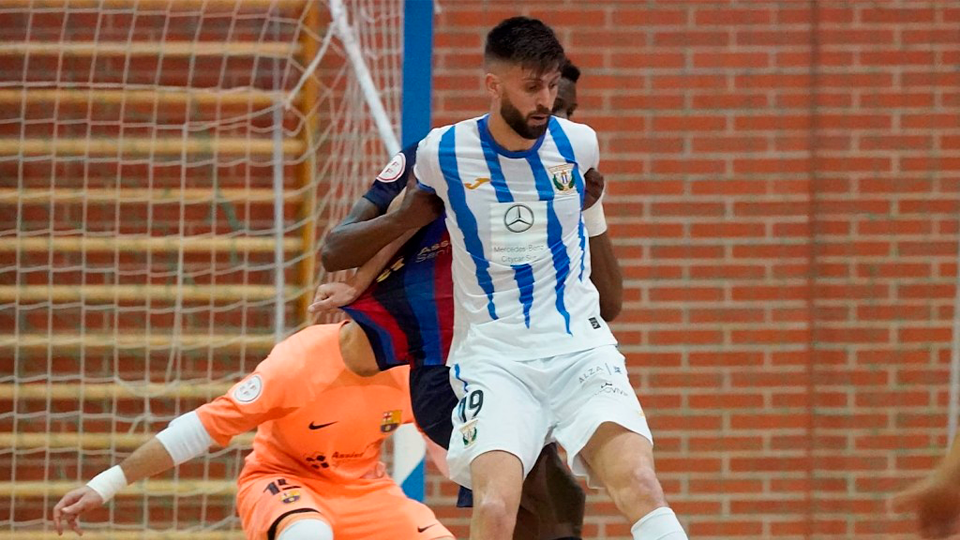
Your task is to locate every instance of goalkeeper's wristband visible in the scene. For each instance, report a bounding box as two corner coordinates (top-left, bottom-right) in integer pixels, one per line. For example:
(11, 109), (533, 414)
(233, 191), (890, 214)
(86, 465), (128, 503)
(583, 199), (608, 237)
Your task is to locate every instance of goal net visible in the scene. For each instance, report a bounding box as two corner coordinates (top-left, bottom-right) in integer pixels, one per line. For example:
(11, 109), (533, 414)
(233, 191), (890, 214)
(0, 0), (405, 536)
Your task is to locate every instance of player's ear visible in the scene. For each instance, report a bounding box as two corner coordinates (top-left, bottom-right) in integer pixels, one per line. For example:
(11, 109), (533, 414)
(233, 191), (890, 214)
(484, 72), (501, 99)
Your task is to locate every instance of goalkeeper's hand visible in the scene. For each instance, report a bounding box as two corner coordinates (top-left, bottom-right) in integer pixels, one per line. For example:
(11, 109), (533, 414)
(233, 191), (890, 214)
(52, 486), (103, 536)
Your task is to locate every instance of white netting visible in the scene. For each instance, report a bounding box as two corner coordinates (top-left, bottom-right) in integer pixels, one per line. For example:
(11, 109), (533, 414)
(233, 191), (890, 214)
(0, 0), (402, 535)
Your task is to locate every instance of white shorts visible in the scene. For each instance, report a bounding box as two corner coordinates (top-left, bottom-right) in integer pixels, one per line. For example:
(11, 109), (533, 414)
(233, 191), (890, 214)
(445, 345), (652, 489)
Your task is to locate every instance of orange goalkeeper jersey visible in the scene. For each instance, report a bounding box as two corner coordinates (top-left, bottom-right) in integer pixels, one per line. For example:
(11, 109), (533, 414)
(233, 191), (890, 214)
(195, 323), (413, 484)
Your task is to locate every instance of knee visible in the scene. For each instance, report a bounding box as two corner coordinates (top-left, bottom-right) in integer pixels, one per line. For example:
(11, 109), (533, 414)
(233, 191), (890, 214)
(615, 465), (666, 507)
(473, 493), (516, 523)
(276, 518), (333, 540)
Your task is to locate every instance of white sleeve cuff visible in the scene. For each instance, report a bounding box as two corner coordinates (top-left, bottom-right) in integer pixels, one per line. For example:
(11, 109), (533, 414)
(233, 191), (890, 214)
(155, 411), (214, 466)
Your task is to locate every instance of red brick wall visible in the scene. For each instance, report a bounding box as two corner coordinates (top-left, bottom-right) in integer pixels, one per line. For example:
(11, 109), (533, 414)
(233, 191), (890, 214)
(429, 1), (959, 538)
(4, 1), (957, 538)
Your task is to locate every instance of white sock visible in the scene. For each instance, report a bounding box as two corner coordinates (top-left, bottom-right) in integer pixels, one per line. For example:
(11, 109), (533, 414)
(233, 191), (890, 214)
(631, 507), (688, 540)
(277, 518), (334, 540)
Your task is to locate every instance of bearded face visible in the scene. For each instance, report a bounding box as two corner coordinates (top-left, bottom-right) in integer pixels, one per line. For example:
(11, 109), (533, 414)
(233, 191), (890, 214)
(500, 91), (552, 140)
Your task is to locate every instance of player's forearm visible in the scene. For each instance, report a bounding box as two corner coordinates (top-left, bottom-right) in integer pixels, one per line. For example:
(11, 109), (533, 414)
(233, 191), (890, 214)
(85, 411), (214, 503)
(322, 213), (415, 272)
(589, 232), (623, 322)
(121, 410), (214, 483)
(349, 229), (417, 291)
(84, 437), (174, 503)
(118, 437), (176, 484)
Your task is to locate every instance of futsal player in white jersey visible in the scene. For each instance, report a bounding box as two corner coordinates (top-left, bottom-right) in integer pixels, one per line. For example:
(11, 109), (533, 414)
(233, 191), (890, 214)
(398, 16), (689, 540)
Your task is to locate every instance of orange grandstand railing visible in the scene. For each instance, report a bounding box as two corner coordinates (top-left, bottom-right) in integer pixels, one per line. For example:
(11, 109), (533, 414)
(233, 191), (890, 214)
(297, 0), (322, 321)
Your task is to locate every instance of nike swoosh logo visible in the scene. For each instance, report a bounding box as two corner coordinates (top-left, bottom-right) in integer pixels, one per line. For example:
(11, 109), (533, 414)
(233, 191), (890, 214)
(464, 177), (490, 190)
(308, 421), (338, 430)
(417, 524), (437, 533)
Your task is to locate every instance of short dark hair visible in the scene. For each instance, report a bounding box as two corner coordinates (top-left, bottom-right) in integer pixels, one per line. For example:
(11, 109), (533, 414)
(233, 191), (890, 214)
(484, 17), (566, 75)
(560, 59), (580, 83)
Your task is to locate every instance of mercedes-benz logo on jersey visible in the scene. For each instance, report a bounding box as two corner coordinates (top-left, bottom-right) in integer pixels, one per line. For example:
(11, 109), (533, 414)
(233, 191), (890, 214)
(504, 204), (535, 233)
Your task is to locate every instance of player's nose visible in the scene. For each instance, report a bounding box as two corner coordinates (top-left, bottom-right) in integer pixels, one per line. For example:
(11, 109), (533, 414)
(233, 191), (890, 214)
(535, 87), (553, 109)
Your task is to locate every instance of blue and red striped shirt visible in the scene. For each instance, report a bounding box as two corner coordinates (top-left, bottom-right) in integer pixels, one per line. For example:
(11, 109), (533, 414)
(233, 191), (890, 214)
(341, 144), (454, 371)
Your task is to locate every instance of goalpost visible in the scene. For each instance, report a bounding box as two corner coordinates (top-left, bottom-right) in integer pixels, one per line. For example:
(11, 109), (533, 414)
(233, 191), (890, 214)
(0, 0), (429, 536)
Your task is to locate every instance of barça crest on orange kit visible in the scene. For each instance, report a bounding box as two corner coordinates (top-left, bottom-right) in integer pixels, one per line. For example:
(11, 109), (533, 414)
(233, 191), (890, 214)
(549, 163), (576, 193)
(380, 409), (402, 433)
(281, 490), (301, 504)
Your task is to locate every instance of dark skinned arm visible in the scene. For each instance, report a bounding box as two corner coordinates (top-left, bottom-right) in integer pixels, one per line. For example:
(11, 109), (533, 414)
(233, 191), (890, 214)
(583, 168), (623, 322)
(589, 231), (623, 321)
(321, 178), (442, 272)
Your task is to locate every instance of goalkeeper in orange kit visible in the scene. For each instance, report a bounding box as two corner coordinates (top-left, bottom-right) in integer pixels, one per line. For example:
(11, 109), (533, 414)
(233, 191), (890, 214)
(52, 322), (453, 540)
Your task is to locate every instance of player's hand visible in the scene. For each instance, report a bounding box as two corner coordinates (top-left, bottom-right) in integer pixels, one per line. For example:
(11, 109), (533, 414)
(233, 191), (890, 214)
(308, 281), (359, 314)
(396, 176), (443, 230)
(891, 473), (960, 538)
(52, 486), (103, 536)
(583, 168), (604, 210)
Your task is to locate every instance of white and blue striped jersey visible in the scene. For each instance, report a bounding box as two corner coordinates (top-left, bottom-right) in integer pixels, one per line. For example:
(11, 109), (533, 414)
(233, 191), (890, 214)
(414, 115), (617, 362)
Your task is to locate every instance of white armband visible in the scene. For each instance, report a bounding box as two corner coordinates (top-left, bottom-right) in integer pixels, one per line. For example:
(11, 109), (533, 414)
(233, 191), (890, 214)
(86, 465), (127, 504)
(583, 199), (608, 237)
(155, 411), (215, 466)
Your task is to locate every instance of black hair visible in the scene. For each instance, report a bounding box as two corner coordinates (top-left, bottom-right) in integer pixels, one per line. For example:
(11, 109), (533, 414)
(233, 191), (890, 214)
(484, 16), (566, 75)
(560, 59), (580, 83)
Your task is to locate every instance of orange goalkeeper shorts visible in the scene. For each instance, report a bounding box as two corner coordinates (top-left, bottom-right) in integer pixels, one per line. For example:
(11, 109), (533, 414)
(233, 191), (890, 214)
(236, 470), (451, 540)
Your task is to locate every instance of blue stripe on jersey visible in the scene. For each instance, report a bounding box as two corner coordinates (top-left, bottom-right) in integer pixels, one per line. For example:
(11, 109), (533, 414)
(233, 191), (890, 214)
(577, 218), (586, 281)
(404, 223), (443, 364)
(476, 117), (514, 203)
(454, 364), (468, 393)
(439, 125), (498, 321)
(549, 119), (589, 280)
(511, 264), (535, 328)
(526, 152), (573, 335)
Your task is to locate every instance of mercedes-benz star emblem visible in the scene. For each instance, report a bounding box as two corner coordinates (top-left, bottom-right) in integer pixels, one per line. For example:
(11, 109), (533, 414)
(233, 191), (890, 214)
(504, 204), (535, 233)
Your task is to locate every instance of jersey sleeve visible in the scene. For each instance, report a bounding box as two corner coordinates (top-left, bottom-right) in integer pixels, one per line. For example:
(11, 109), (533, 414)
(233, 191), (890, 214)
(582, 124), (601, 171)
(412, 128), (444, 194)
(362, 143), (419, 213)
(195, 331), (341, 447)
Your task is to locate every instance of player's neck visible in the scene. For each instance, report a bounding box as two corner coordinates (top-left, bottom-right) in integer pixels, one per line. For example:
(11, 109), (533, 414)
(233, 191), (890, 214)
(338, 321), (379, 377)
(487, 109), (538, 153)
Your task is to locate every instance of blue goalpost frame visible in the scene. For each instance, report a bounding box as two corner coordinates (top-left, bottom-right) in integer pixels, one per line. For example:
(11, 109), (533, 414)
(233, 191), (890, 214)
(399, 0), (433, 502)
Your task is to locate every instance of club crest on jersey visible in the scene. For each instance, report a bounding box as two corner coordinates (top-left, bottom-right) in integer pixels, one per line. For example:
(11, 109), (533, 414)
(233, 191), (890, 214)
(376, 152), (406, 183)
(380, 409), (402, 433)
(549, 163), (576, 193)
(460, 418), (478, 447)
(281, 490), (301, 504)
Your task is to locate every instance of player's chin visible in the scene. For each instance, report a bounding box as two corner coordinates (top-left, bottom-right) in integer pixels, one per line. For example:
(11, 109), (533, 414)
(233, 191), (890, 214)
(524, 118), (549, 138)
